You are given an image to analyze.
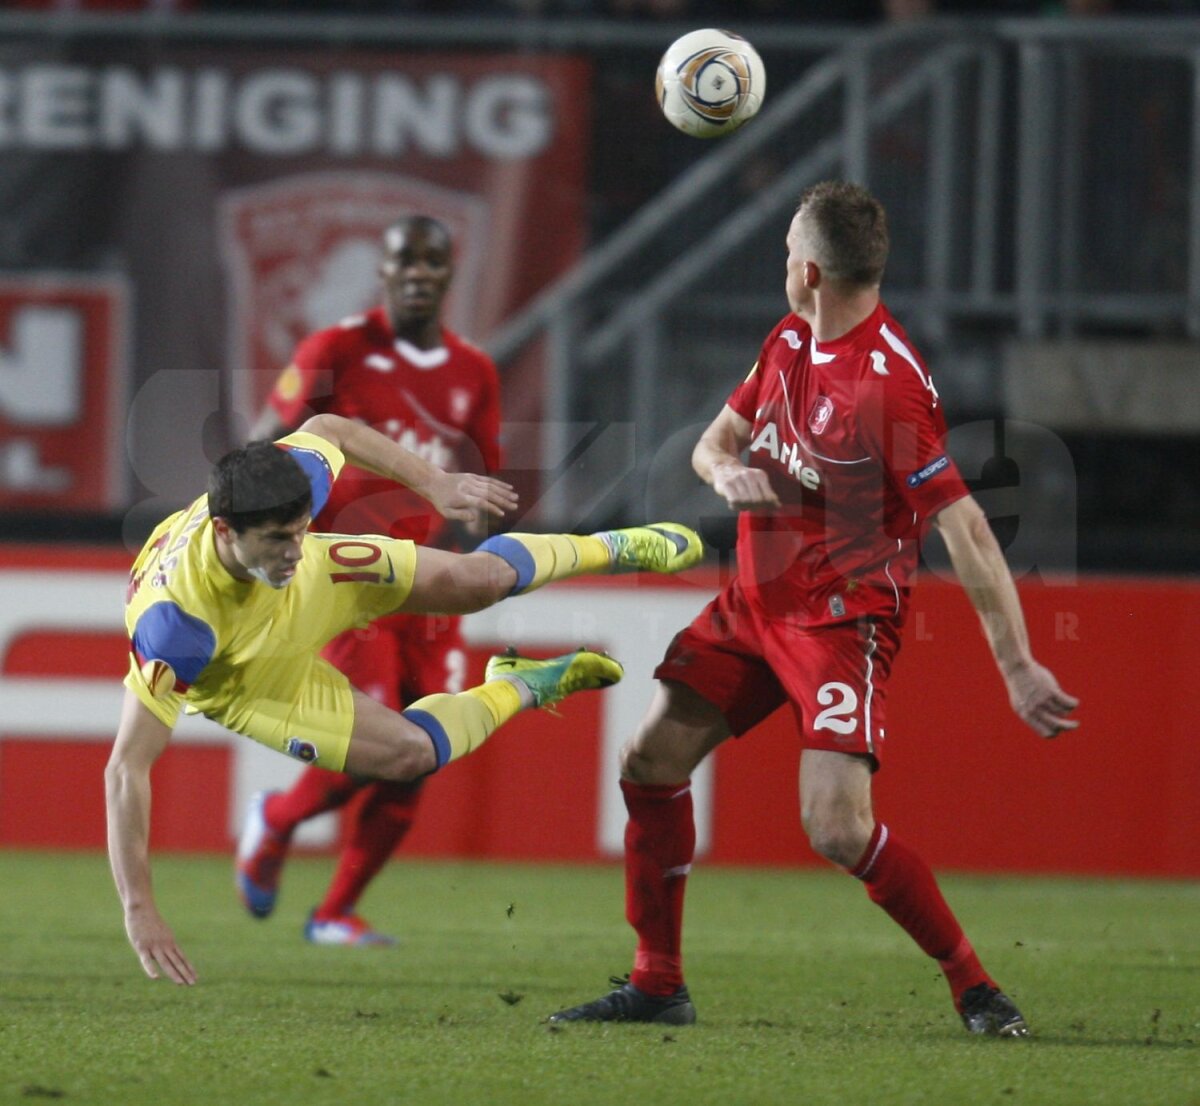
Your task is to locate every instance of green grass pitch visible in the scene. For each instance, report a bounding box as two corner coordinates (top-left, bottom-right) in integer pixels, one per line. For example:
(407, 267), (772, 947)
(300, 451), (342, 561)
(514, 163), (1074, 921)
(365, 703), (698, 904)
(0, 851), (1196, 1106)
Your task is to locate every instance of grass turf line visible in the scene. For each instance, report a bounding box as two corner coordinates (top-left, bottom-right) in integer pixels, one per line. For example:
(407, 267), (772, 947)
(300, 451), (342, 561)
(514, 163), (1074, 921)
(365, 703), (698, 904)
(0, 851), (1196, 1106)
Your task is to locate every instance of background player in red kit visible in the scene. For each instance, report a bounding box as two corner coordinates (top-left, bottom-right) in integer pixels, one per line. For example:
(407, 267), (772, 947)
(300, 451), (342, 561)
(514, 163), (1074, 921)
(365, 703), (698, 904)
(550, 182), (1079, 1034)
(237, 214), (502, 946)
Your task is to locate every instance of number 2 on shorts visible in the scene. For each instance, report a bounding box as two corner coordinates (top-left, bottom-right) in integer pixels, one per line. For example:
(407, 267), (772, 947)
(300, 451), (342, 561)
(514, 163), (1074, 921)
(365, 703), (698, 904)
(813, 681), (859, 735)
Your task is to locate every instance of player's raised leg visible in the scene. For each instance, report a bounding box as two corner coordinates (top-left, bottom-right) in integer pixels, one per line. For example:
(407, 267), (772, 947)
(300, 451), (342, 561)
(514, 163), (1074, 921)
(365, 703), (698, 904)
(393, 523), (704, 616)
(344, 648), (624, 779)
(478, 523), (704, 595)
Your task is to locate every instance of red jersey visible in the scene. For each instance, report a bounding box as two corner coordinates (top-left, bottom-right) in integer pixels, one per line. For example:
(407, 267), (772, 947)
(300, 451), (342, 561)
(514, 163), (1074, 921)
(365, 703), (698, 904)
(268, 306), (502, 545)
(726, 302), (969, 628)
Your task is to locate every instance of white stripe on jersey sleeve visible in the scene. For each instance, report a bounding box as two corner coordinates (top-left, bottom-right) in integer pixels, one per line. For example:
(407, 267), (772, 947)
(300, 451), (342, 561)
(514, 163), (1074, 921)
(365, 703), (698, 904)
(879, 323), (940, 404)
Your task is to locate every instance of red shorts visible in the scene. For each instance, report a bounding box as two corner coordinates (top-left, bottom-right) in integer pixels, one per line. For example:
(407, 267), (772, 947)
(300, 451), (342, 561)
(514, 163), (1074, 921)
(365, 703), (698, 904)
(322, 613), (468, 712)
(654, 577), (901, 766)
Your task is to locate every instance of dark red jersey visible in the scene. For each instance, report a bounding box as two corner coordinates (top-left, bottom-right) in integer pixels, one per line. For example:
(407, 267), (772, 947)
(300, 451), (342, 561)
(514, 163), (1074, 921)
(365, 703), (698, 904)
(268, 306), (502, 545)
(726, 302), (969, 628)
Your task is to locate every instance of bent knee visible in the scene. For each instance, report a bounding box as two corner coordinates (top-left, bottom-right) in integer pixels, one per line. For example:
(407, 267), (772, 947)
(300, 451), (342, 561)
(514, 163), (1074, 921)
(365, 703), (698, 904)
(618, 732), (708, 786)
(801, 809), (873, 868)
(620, 743), (679, 785)
(365, 736), (438, 782)
(457, 552), (514, 611)
(619, 684), (728, 784)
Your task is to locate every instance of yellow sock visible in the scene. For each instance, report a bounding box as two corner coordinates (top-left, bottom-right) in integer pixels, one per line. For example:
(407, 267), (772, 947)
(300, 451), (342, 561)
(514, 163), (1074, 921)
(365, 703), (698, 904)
(475, 532), (610, 594)
(402, 680), (523, 768)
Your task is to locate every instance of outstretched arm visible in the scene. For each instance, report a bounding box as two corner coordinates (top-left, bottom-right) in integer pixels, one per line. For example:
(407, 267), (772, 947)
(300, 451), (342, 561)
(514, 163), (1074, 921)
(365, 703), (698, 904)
(298, 412), (518, 525)
(693, 405), (781, 512)
(933, 495), (1079, 738)
(105, 690), (197, 985)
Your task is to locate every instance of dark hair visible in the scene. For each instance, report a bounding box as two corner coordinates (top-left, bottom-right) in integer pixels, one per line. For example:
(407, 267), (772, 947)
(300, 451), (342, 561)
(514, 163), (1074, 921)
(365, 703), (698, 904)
(797, 181), (889, 287)
(207, 441), (312, 534)
(383, 214), (452, 250)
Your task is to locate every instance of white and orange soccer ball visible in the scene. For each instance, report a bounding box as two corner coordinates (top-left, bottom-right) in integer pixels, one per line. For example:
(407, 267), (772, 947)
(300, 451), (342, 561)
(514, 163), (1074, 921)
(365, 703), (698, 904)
(655, 29), (766, 139)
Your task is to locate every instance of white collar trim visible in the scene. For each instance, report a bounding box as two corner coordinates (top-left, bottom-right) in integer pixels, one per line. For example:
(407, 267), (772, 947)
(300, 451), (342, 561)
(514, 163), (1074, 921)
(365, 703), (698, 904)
(394, 338), (449, 370)
(810, 339), (836, 364)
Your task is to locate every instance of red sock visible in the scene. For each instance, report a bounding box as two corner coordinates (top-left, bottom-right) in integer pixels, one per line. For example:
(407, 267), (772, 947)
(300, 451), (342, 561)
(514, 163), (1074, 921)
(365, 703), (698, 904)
(622, 778), (695, 997)
(315, 779), (423, 920)
(264, 767), (361, 836)
(851, 823), (994, 1006)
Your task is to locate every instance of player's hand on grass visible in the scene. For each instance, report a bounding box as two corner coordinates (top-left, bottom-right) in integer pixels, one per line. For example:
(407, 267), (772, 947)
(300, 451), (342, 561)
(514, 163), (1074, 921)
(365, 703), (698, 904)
(426, 471), (518, 524)
(125, 907), (197, 986)
(1004, 660), (1079, 739)
(711, 462), (781, 512)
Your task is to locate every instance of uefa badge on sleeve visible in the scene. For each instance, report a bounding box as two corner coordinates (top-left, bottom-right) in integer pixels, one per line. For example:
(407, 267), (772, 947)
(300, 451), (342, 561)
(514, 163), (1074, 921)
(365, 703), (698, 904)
(140, 659), (177, 699)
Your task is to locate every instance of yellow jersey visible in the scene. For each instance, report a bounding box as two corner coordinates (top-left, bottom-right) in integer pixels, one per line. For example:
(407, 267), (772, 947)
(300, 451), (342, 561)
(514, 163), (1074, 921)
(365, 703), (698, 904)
(123, 431), (418, 768)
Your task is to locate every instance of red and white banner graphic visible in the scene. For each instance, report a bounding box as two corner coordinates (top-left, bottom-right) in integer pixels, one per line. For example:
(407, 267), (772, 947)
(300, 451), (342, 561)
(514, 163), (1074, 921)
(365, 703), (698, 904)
(220, 174), (489, 419)
(3, 547), (1198, 877)
(0, 278), (128, 511)
(0, 46), (591, 513)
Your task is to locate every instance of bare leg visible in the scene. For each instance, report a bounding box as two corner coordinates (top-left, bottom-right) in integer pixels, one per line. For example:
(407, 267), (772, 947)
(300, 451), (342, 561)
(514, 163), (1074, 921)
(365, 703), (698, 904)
(621, 680), (731, 783)
(394, 548), (517, 615)
(798, 749), (875, 867)
(343, 689), (441, 779)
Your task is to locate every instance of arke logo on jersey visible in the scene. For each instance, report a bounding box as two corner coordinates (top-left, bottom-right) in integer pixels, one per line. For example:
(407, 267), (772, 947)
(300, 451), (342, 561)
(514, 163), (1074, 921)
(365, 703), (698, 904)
(365, 354), (394, 373)
(381, 419), (455, 470)
(748, 422), (821, 491)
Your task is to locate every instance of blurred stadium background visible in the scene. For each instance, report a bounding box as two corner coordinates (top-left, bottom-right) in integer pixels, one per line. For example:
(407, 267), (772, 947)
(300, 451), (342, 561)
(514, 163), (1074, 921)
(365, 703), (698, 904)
(0, 0), (1197, 877)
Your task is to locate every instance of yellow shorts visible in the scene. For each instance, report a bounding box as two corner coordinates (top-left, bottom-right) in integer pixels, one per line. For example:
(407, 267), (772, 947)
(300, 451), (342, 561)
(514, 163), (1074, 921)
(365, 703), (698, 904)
(212, 655), (357, 771)
(189, 533), (420, 771)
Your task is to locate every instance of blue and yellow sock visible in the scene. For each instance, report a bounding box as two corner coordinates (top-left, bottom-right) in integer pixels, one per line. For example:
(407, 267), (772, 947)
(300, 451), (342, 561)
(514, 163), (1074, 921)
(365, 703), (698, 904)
(475, 532), (611, 596)
(401, 681), (524, 769)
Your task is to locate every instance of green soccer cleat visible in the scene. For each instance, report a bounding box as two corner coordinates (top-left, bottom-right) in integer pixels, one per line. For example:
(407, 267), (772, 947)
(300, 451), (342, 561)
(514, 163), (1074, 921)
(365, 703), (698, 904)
(597, 523), (704, 574)
(485, 647), (624, 709)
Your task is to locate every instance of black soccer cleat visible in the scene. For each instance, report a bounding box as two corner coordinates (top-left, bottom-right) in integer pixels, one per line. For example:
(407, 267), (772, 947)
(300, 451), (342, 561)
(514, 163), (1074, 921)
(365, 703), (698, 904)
(548, 976), (697, 1025)
(959, 983), (1030, 1037)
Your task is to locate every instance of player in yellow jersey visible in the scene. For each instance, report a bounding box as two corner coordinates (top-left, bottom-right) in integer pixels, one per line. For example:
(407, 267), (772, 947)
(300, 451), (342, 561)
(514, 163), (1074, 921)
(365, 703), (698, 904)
(107, 411), (704, 985)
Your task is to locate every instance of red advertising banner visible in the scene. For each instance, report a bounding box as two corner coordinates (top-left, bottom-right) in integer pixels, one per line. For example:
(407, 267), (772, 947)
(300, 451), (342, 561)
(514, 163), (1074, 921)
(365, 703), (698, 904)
(0, 278), (128, 511)
(2, 547), (1199, 878)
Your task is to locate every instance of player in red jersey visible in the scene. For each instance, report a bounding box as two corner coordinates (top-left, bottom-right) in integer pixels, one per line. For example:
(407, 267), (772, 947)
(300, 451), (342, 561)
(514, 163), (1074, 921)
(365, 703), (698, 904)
(236, 215), (504, 946)
(549, 182), (1079, 1036)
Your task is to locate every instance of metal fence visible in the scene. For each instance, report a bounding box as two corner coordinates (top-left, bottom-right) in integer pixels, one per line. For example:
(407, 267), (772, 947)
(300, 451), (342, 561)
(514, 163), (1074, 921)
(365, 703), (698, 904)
(486, 17), (1200, 535)
(0, 12), (1196, 567)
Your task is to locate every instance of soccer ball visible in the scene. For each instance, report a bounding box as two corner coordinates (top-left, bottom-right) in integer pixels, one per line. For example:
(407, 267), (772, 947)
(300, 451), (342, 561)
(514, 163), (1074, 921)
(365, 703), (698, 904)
(655, 29), (766, 139)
